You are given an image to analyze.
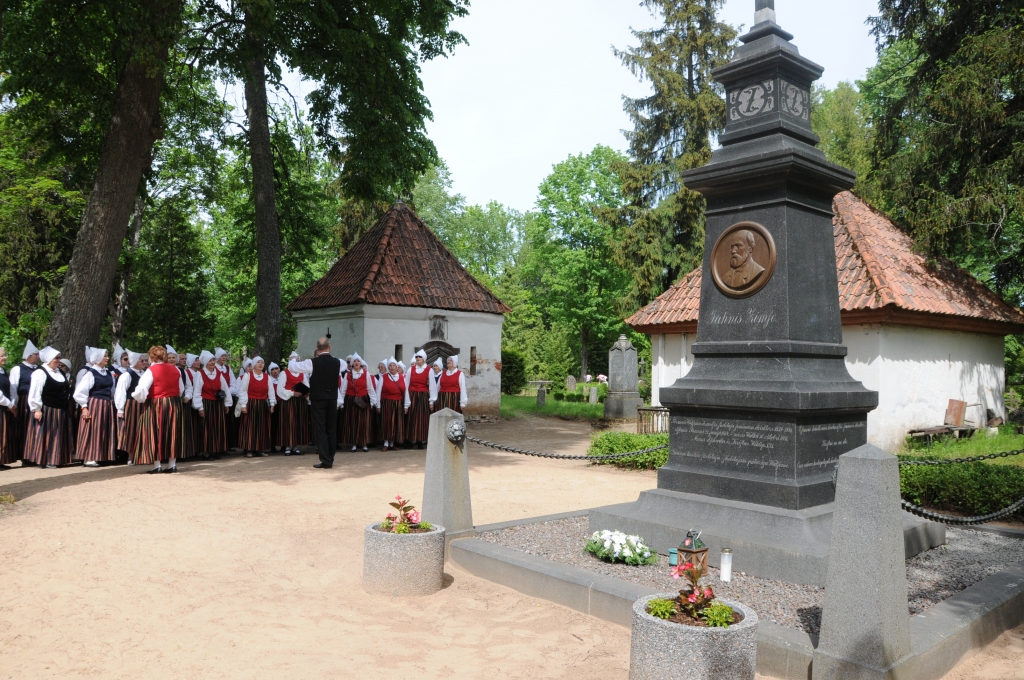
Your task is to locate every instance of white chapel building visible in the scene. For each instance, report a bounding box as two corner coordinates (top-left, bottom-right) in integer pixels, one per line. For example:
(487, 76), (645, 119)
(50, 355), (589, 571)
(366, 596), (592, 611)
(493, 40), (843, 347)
(628, 192), (1024, 451)
(288, 203), (510, 417)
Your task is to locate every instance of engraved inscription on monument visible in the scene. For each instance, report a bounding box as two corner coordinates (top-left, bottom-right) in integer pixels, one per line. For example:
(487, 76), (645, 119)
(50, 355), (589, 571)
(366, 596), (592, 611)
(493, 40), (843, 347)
(779, 80), (809, 120)
(728, 80), (775, 120)
(710, 221), (777, 298)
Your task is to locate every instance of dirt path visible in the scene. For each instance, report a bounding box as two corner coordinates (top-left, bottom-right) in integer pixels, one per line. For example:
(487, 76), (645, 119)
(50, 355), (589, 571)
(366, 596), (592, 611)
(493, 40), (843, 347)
(0, 415), (652, 679)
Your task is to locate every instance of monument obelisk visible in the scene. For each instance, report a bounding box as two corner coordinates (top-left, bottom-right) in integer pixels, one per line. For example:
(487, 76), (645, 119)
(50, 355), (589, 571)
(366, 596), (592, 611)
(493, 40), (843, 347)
(590, 0), (944, 586)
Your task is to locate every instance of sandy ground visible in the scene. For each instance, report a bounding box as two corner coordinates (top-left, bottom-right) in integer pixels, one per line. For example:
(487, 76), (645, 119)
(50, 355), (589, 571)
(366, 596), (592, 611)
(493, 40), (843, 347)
(1, 413), (1021, 679)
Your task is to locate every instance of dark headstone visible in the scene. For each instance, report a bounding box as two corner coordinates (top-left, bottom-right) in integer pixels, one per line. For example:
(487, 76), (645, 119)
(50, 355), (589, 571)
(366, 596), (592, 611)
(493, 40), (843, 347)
(605, 334), (644, 419)
(566, 375), (577, 392)
(536, 387), (546, 406)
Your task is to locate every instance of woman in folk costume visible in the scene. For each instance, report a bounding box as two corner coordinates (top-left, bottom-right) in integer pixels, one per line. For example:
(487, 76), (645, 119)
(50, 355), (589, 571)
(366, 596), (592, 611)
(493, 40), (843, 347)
(215, 348), (239, 450)
(10, 340), (40, 462)
(164, 345), (196, 460)
(192, 350), (233, 460)
(131, 345), (185, 473)
(276, 353), (310, 456)
(185, 353), (204, 456)
(405, 350), (432, 449)
(115, 350), (148, 463)
(24, 346), (74, 468)
(371, 360), (388, 445)
(437, 355), (468, 413)
(429, 358), (443, 411)
(341, 354), (374, 452)
(237, 357), (276, 457)
(268, 362), (281, 452)
(375, 357), (409, 451)
(73, 347), (118, 466)
(0, 347), (19, 468)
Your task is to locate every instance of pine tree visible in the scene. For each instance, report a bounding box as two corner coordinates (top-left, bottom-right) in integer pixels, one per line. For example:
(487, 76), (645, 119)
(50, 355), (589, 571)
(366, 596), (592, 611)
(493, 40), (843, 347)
(612, 0), (736, 310)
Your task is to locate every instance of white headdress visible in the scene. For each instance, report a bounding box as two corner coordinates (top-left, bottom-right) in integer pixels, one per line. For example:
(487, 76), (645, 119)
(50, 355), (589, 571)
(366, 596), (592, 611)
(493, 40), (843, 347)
(199, 350), (215, 366)
(349, 352), (364, 367)
(242, 358), (254, 370)
(186, 353), (199, 368)
(387, 356), (399, 368)
(40, 346), (60, 364)
(269, 362), (279, 371)
(113, 343), (126, 361)
(338, 359), (348, 373)
(165, 345), (177, 357)
(251, 356), (264, 370)
(128, 350), (143, 367)
(448, 355), (459, 368)
(433, 358), (443, 369)
(22, 339), (39, 361)
(288, 351), (300, 361)
(214, 347), (227, 360)
(398, 361), (406, 372)
(87, 347), (107, 365)
(414, 349), (427, 361)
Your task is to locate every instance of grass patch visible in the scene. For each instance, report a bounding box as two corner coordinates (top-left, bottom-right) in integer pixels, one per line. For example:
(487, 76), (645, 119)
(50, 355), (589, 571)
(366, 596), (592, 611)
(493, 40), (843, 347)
(500, 394), (606, 421)
(901, 426), (1024, 468)
(588, 432), (669, 469)
(0, 492), (14, 505)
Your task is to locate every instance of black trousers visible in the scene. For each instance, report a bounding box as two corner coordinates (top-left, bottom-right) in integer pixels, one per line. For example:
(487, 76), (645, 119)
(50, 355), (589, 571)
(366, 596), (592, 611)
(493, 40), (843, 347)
(309, 399), (338, 466)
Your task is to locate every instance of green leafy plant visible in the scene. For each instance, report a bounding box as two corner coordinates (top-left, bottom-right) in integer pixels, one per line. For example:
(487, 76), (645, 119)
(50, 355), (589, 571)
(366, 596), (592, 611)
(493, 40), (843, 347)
(588, 432), (669, 470)
(646, 598), (678, 620)
(671, 559), (715, 619)
(700, 601), (735, 628)
(379, 495), (429, 533)
(418, 521), (433, 531)
(500, 348), (527, 395)
(394, 523), (410, 534)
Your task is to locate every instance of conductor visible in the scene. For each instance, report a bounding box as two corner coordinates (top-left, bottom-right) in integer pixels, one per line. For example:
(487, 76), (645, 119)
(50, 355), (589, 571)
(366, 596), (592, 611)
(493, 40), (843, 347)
(288, 337), (344, 469)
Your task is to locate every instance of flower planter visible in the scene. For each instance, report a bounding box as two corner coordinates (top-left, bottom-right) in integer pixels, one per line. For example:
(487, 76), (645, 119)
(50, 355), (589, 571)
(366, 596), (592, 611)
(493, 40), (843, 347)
(629, 593), (758, 680)
(362, 523), (446, 597)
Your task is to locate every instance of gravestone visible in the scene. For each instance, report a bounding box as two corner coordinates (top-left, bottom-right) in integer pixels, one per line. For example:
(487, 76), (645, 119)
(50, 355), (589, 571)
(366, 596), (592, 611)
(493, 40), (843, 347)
(590, 0), (943, 586)
(536, 387), (546, 406)
(566, 375), (577, 392)
(588, 387), (598, 404)
(604, 334), (644, 419)
(421, 409), (473, 537)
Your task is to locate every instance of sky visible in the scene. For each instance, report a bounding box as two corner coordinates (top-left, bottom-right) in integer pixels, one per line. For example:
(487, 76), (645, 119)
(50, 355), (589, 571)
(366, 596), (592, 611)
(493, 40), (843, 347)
(416, 0), (881, 213)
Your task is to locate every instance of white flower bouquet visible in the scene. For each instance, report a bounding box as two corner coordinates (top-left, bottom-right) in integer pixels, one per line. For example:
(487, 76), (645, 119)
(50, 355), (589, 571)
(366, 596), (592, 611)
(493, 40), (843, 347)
(585, 530), (658, 566)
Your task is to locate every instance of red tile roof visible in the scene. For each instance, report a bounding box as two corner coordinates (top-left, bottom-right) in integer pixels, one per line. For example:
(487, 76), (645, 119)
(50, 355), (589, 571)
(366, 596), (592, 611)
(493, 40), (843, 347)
(627, 192), (1024, 336)
(288, 203), (511, 315)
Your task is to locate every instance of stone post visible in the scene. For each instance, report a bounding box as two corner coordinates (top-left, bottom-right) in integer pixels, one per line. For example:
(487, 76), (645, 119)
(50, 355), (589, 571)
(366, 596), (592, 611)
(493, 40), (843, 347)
(536, 387), (546, 406)
(812, 445), (911, 679)
(604, 334), (643, 418)
(421, 409), (473, 539)
(589, 387), (598, 404)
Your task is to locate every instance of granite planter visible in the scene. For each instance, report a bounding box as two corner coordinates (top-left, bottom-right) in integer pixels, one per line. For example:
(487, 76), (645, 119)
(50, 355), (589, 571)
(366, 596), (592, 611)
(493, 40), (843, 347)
(362, 523), (446, 597)
(630, 594), (757, 680)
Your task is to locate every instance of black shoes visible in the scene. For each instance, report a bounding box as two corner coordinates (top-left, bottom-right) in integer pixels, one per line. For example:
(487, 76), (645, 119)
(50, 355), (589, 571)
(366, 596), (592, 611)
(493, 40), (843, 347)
(147, 468), (162, 474)
(162, 467), (178, 474)
(313, 462), (332, 469)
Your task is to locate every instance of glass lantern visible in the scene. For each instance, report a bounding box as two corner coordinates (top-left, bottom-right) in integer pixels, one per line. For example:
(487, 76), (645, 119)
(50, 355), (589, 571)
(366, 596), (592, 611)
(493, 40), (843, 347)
(678, 529), (708, 573)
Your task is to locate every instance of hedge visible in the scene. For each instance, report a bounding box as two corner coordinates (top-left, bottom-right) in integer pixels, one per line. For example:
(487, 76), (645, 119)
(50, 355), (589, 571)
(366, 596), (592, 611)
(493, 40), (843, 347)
(587, 432), (669, 470)
(898, 455), (1024, 521)
(500, 349), (527, 395)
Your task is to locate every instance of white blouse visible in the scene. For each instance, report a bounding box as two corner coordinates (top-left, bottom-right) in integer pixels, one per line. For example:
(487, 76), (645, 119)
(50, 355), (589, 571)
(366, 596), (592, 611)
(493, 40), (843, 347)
(28, 365), (66, 412)
(114, 369), (141, 416)
(406, 364), (439, 404)
(275, 370), (309, 402)
(0, 367), (14, 409)
(442, 369), (469, 409)
(132, 363), (185, 404)
(372, 372), (410, 409)
(192, 368), (233, 411)
(236, 371), (277, 409)
(341, 369), (381, 409)
(73, 365), (112, 408)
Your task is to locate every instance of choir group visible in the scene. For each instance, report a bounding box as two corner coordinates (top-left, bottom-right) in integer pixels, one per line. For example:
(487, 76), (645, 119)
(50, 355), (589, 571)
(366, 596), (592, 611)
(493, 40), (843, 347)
(0, 341), (468, 474)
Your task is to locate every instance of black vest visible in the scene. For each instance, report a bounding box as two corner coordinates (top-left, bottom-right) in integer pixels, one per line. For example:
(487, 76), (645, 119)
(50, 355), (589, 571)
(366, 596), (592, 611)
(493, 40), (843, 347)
(87, 367), (114, 401)
(127, 369), (141, 399)
(0, 369), (10, 402)
(309, 353), (341, 402)
(17, 363), (36, 396)
(41, 370), (69, 410)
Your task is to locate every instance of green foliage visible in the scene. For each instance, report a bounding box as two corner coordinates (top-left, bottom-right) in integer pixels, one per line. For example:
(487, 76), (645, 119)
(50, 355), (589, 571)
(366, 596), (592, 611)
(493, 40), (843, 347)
(588, 432), (669, 470)
(393, 522), (411, 534)
(612, 0), (737, 309)
(898, 458), (1024, 521)
(500, 349), (527, 396)
(418, 521), (433, 531)
(646, 598), (678, 620)
(811, 82), (874, 191)
(1007, 336), (1024, 388)
(700, 601), (735, 628)
(901, 429), (1024, 465)
(499, 395), (605, 422)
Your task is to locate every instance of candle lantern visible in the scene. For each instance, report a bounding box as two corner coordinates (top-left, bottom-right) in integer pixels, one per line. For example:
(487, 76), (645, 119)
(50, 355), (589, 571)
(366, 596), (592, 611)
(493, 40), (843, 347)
(678, 529), (708, 572)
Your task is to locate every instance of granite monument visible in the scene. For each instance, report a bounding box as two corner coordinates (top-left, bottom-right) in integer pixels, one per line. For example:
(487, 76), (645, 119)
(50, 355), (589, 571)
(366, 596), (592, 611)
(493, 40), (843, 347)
(604, 334), (644, 419)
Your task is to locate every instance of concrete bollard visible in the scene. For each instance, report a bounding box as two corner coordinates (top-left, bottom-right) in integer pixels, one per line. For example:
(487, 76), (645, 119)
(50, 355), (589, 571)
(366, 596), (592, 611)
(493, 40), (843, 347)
(812, 445), (912, 679)
(421, 409), (473, 540)
(589, 387), (598, 404)
(536, 387), (546, 406)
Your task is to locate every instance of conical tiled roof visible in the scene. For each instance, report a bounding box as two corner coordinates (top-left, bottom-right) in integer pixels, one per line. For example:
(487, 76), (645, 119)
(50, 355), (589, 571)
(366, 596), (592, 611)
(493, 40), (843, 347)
(627, 192), (1024, 335)
(288, 203), (510, 315)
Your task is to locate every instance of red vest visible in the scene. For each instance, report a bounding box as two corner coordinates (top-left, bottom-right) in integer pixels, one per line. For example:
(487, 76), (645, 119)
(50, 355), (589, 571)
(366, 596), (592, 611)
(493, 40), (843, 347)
(440, 370), (462, 393)
(218, 365), (232, 387)
(150, 363), (181, 399)
(284, 370), (305, 390)
(380, 374), (406, 401)
(347, 371), (369, 397)
(247, 372), (269, 400)
(201, 370), (222, 401)
(408, 366), (430, 392)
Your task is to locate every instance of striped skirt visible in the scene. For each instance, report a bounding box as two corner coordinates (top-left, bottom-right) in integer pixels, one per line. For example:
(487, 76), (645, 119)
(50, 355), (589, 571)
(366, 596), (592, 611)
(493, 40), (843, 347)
(134, 397), (182, 465)
(178, 398), (196, 459)
(437, 391), (462, 413)
(344, 396), (372, 446)
(238, 398), (272, 452)
(24, 406), (73, 466)
(118, 400), (143, 454)
(379, 399), (405, 444)
(198, 399), (228, 454)
(277, 397), (310, 448)
(74, 397), (118, 462)
(407, 391), (431, 442)
(15, 398), (33, 460)
(226, 409), (238, 450)
(0, 407), (18, 464)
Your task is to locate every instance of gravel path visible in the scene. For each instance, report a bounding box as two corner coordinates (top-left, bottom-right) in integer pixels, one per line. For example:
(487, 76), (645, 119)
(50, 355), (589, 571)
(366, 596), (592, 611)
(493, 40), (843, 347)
(478, 516), (1024, 636)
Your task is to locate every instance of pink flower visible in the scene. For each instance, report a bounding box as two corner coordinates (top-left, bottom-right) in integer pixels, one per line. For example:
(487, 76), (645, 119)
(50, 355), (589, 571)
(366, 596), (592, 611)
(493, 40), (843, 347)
(682, 562), (694, 571)
(670, 565), (683, 580)
(409, 510), (421, 523)
(395, 495), (403, 501)
(703, 588), (713, 599)
(687, 592), (698, 603)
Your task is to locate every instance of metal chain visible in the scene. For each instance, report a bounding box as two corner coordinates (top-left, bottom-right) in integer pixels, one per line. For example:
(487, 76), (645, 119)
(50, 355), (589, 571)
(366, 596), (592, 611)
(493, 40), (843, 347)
(898, 448), (1024, 466)
(465, 435), (668, 461)
(901, 497), (1024, 525)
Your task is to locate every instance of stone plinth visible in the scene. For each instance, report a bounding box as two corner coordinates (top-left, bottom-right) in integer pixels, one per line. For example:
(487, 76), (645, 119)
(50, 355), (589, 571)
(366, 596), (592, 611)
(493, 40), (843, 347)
(362, 523), (446, 596)
(421, 409), (473, 536)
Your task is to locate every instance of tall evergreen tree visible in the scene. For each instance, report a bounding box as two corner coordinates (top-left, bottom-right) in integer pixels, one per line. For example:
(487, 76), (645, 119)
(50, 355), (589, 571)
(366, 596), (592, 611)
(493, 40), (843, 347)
(612, 0), (736, 309)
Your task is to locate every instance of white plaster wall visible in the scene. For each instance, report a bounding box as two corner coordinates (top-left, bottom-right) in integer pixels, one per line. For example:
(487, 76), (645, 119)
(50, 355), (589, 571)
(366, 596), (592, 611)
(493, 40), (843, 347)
(649, 324), (1007, 452)
(292, 305), (503, 416)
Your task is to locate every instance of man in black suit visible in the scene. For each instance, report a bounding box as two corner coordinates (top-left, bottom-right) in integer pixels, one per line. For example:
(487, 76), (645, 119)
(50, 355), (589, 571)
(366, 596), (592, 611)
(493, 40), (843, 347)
(288, 337), (342, 469)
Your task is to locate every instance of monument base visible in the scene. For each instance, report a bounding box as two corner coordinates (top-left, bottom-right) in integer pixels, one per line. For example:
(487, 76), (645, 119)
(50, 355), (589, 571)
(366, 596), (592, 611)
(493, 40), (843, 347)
(589, 488), (945, 586)
(603, 393), (644, 419)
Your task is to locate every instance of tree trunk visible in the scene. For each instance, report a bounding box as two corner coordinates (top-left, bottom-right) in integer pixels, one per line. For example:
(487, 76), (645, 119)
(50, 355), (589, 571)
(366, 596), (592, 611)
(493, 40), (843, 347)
(108, 196), (146, 346)
(580, 326), (589, 382)
(46, 0), (180, 371)
(244, 55), (282, 363)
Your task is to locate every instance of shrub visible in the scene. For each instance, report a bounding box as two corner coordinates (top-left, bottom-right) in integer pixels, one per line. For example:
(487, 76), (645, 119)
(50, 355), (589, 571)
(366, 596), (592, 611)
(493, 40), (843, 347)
(500, 349), (527, 395)
(552, 390), (565, 401)
(647, 598), (678, 620)
(700, 601), (736, 628)
(598, 383), (609, 399)
(588, 432), (669, 469)
(898, 457), (1024, 520)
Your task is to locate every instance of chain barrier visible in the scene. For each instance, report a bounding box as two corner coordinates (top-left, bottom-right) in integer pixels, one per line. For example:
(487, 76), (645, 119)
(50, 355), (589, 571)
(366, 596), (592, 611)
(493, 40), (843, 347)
(464, 435), (668, 461)
(897, 448), (1024, 466)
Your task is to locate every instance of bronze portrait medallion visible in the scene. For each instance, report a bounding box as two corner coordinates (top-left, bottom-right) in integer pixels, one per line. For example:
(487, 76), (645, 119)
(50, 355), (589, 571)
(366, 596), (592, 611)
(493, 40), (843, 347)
(710, 221), (777, 298)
